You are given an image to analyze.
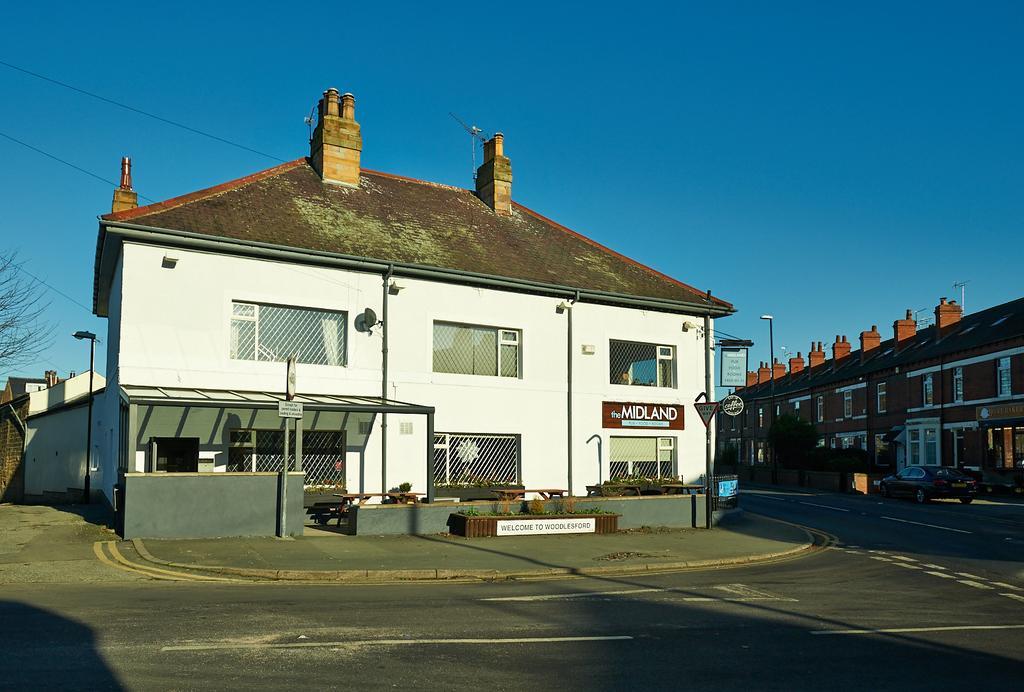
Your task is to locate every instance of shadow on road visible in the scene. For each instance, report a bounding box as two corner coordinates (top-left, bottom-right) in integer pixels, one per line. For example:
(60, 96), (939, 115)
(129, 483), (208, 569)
(0, 600), (122, 690)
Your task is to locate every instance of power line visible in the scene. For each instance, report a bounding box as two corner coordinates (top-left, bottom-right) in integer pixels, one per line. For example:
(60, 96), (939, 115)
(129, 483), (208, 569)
(11, 262), (94, 313)
(0, 59), (287, 163)
(0, 129), (156, 203)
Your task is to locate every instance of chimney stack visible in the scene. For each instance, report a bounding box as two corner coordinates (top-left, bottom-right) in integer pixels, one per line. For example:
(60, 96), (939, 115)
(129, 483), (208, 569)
(44, 370), (59, 388)
(757, 361), (770, 384)
(893, 309), (917, 347)
(934, 297), (963, 337)
(832, 335), (852, 361)
(789, 352), (805, 375)
(310, 88), (362, 187)
(111, 156), (138, 213)
(745, 371), (758, 387)
(476, 133), (513, 216)
(808, 341), (826, 368)
(772, 358), (786, 380)
(860, 325), (881, 363)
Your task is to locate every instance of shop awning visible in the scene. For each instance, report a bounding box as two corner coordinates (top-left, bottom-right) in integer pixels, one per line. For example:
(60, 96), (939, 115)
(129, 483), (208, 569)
(121, 385), (434, 415)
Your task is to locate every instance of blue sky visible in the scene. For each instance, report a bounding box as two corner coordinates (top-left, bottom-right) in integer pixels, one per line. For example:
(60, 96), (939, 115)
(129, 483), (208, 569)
(1, 1), (1021, 382)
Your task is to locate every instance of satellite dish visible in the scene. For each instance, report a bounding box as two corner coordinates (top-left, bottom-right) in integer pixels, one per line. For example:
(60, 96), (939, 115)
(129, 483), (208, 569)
(354, 307), (380, 334)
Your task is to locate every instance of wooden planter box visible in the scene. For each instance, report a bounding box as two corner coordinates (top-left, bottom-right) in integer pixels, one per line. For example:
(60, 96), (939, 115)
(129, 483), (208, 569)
(449, 513), (619, 538)
(432, 486), (524, 502)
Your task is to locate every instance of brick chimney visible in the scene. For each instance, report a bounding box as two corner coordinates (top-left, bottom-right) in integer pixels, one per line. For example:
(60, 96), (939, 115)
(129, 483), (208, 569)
(860, 325), (881, 363)
(772, 358), (786, 380)
(44, 370), (59, 388)
(808, 341), (825, 369)
(789, 352), (805, 375)
(310, 88), (362, 187)
(111, 156), (138, 213)
(757, 361), (770, 384)
(745, 371), (758, 387)
(893, 309), (917, 348)
(934, 297), (963, 337)
(476, 133), (513, 216)
(832, 335), (852, 361)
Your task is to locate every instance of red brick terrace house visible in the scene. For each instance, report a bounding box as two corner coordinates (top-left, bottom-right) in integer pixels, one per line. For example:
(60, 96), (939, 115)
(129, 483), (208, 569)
(717, 296), (1024, 479)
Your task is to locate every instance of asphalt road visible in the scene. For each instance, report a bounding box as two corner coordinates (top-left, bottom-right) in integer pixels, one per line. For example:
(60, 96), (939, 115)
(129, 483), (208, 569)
(3, 491), (1023, 691)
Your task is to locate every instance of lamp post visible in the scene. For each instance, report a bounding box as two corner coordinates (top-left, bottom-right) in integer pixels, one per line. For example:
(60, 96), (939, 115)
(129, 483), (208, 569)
(73, 331), (97, 504)
(759, 315), (775, 481)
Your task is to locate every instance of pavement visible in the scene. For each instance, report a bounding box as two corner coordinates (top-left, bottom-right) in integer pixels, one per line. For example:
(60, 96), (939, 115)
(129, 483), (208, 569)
(124, 510), (816, 582)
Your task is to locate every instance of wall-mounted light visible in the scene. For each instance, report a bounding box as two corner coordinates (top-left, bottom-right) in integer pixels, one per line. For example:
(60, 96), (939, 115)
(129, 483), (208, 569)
(388, 281), (404, 295)
(161, 254), (179, 269)
(556, 301), (572, 314)
(682, 320), (698, 332)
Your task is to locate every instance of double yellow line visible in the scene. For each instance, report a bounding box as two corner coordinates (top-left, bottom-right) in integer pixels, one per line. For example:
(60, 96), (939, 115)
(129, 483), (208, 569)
(92, 541), (241, 582)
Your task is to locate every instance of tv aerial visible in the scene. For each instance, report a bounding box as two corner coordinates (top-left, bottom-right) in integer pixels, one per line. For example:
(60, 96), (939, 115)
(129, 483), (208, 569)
(354, 307), (381, 335)
(450, 113), (491, 181)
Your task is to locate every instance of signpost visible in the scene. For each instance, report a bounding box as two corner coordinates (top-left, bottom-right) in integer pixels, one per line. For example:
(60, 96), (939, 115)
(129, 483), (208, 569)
(695, 401), (720, 428)
(719, 347), (749, 388)
(277, 356), (301, 538)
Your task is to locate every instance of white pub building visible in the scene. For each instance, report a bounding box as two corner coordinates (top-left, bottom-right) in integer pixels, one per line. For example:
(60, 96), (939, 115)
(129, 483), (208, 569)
(91, 88), (733, 537)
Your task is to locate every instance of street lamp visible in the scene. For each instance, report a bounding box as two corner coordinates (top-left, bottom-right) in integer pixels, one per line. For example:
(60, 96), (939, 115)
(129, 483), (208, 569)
(73, 330), (97, 504)
(760, 315), (776, 480)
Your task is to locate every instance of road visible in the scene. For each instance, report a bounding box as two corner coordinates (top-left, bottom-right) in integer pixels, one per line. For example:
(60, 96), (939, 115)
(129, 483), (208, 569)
(2, 490), (1023, 690)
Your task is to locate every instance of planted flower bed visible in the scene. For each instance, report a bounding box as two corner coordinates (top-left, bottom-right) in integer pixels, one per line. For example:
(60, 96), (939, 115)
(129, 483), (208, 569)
(449, 503), (619, 538)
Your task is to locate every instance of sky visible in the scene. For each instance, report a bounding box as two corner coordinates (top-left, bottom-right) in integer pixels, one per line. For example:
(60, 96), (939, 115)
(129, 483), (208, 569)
(1, 1), (1022, 382)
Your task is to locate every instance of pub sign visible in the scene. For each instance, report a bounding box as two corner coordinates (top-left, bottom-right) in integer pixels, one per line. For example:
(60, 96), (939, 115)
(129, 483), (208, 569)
(602, 401), (685, 430)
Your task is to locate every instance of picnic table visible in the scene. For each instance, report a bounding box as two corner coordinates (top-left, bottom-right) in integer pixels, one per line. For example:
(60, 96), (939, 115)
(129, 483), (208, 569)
(586, 484), (642, 496)
(385, 491), (424, 504)
(491, 488), (568, 501)
(659, 483), (705, 496)
(312, 493), (389, 526)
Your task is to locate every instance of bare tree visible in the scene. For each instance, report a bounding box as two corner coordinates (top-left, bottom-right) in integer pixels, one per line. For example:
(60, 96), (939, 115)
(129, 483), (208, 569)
(0, 252), (52, 371)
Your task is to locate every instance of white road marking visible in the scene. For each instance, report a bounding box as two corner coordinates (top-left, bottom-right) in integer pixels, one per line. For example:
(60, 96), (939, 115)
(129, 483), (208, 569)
(926, 571), (956, 579)
(811, 624), (1024, 636)
(958, 580), (994, 590)
(890, 555), (918, 562)
(992, 582), (1022, 592)
(893, 563), (923, 570)
(922, 564), (946, 570)
(756, 495), (790, 502)
(955, 572), (983, 579)
(481, 584), (794, 603)
(162, 635), (634, 652)
(880, 516), (971, 534)
(799, 502), (850, 512)
(1000, 593), (1024, 603)
(870, 556), (893, 562)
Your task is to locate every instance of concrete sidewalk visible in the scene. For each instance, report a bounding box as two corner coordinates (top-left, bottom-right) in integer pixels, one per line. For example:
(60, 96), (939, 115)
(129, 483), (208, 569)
(128, 512), (818, 582)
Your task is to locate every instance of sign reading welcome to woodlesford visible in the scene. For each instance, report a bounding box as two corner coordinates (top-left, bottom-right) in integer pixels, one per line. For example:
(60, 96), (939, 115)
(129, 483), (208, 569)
(602, 401), (685, 430)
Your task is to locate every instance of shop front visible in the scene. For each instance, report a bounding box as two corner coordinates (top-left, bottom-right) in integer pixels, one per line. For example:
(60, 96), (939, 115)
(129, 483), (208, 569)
(978, 403), (1024, 470)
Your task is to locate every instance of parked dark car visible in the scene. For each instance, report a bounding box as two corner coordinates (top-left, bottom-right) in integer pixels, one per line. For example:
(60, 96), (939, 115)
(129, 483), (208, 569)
(879, 466), (978, 504)
(958, 467), (1024, 496)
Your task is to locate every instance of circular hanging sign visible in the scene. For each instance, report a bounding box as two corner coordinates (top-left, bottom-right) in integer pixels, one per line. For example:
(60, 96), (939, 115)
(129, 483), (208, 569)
(721, 394), (745, 417)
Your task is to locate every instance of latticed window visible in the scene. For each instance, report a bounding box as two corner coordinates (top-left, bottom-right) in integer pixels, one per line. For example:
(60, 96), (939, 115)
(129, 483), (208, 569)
(609, 436), (675, 479)
(609, 340), (675, 387)
(997, 357), (1012, 397)
(227, 429), (346, 487)
(433, 433), (519, 484)
(229, 301), (346, 366)
(432, 322), (520, 378)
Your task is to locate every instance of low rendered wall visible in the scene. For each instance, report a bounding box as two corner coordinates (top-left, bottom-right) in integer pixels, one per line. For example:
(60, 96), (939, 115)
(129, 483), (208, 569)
(350, 494), (709, 536)
(803, 471), (843, 492)
(122, 472), (306, 539)
(849, 472), (884, 495)
(778, 469), (801, 486)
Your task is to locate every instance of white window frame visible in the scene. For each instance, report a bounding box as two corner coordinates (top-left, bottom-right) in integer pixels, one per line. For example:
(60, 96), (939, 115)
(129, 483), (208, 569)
(609, 340), (676, 388)
(432, 321), (522, 379)
(609, 436), (677, 478)
(953, 367), (963, 403)
(843, 391), (853, 418)
(922, 373), (934, 407)
(229, 300), (347, 366)
(997, 357), (1012, 397)
(876, 382), (886, 413)
(816, 395), (824, 423)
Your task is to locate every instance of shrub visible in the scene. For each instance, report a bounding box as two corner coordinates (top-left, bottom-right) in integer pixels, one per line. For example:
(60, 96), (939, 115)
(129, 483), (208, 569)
(527, 498), (546, 515)
(769, 414), (818, 469)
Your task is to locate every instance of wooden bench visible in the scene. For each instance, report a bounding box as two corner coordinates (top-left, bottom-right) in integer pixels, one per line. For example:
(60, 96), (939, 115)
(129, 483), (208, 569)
(491, 488), (568, 501)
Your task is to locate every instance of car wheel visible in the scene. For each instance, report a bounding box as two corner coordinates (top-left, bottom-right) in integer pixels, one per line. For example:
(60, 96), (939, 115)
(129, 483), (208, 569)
(915, 489), (928, 504)
(959, 498), (973, 505)
(880, 484), (889, 498)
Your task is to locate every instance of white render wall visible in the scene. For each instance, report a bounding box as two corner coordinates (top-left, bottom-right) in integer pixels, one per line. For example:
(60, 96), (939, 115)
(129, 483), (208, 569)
(101, 242), (715, 499)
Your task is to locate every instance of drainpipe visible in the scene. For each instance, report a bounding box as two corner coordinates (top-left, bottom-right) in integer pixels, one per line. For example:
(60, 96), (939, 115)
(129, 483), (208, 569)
(566, 291), (579, 495)
(382, 265), (393, 496)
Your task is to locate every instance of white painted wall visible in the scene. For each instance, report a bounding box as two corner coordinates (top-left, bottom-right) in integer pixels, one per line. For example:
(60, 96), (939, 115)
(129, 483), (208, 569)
(101, 242), (716, 499)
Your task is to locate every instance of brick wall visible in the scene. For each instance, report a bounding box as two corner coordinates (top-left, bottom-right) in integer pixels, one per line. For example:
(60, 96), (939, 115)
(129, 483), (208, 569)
(0, 400), (28, 503)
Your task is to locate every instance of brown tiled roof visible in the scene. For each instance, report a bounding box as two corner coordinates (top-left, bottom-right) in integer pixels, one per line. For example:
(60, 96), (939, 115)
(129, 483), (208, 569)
(101, 159), (731, 311)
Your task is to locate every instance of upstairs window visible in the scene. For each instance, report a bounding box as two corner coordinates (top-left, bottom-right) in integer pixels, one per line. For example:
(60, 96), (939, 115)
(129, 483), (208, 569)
(230, 301), (346, 366)
(922, 373), (934, 407)
(997, 357), (1012, 397)
(816, 395), (824, 422)
(876, 382), (887, 413)
(609, 340), (675, 387)
(953, 367), (964, 403)
(843, 391), (853, 418)
(433, 322), (521, 378)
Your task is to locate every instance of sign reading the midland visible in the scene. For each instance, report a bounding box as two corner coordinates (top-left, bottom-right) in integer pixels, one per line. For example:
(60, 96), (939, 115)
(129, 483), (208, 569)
(602, 401), (685, 430)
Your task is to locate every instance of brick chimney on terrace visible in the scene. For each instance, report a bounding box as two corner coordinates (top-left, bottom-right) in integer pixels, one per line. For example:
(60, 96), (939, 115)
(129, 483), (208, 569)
(832, 335), (852, 361)
(310, 88), (362, 187)
(893, 309), (917, 348)
(745, 371), (758, 387)
(111, 156), (138, 213)
(772, 358), (786, 380)
(476, 133), (513, 216)
(934, 297), (963, 337)
(757, 361), (770, 384)
(808, 341), (826, 369)
(860, 325), (881, 363)
(789, 352), (805, 375)
(44, 370), (59, 388)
